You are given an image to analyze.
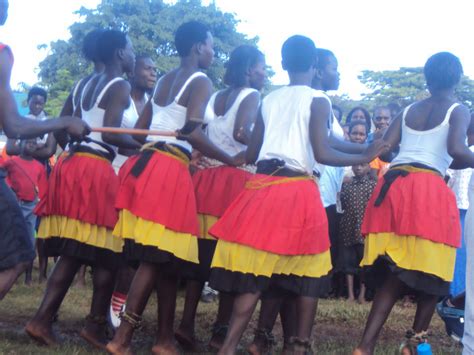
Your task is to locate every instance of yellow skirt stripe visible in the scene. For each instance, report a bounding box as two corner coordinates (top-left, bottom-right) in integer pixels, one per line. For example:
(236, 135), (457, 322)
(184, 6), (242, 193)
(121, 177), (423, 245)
(37, 215), (123, 253)
(74, 152), (110, 164)
(211, 239), (332, 278)
(113, 209), (199, 264)
(360, 232), (456, 282)
(198, 213), (219, 240)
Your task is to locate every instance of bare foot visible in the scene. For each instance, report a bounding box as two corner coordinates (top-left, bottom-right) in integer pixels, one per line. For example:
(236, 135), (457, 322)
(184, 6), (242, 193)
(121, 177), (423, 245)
(25, 320), (59, 346)
(358, 297), (367, 304)
(151, 342), (180, 355)
(174, 328), (200, 352)
(80, 327), (107, 350)
(248, 342), (263, 355)
(106, 340), (134, 355)
(352, 348), (369, 355)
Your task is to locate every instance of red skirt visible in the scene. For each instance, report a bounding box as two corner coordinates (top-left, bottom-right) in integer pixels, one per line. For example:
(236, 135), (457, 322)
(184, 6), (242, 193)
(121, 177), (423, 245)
(362, 170), (461, 247)
(115, 150), (199, 236)
(209, 174), (329, 255)
(193, 166), (252, 217)
(35, 152), (118, 228)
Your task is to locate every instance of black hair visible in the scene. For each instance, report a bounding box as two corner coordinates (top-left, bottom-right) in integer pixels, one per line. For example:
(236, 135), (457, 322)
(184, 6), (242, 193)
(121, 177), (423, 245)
(387, 102), (401, 116)
(348, 120), (368, 135)
(281, 35), (317, 73)
(82, 29), (105, 62)
(27, 86), (47, 102)
(175, 21), (210, 57)
(97, 30), (128, 65)
(224, 45), (265, 87)
(316, 48), (335, 70)
(346, 106), (371, 130)
(373, 105), (391, 116)
(332, 104), (343, 122)
(424, 52), (463, 91)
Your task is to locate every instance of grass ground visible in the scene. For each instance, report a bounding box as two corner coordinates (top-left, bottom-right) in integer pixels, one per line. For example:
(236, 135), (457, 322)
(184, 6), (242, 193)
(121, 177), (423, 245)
(0, 267), (463, 355)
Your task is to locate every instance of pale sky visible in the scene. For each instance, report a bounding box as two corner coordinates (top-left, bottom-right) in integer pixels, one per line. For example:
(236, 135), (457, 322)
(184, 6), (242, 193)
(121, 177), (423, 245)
(2, 0), (474, 99)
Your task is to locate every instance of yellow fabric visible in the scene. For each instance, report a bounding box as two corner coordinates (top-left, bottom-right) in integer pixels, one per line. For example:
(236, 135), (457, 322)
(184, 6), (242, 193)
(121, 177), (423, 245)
(360, 232), (456, 281)
(74, 152), (110, 164)
(246, 175), (313, 189)
(37, 215), (123, 253)
(211, 239), (332, 278)
(369, 158), (389, 177)
(390, 164), (441, 176)
(113, 209), (199, 263)
(198, 213), (219, 240)
(141, 142), (190, 165)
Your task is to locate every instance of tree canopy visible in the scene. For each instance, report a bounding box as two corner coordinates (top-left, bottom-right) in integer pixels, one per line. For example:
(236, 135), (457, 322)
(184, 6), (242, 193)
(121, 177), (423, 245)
(38, 0), (259, 116)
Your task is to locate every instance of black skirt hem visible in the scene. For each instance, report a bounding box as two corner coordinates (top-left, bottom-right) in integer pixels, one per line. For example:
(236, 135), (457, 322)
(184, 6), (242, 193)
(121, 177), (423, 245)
(180, 239), (217, 282)
(362, 256), (450, 296)
(209, 267), (331, 298)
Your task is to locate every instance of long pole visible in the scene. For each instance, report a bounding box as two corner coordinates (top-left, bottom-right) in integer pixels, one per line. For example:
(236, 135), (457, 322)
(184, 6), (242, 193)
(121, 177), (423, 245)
(91, 127), (177, 137)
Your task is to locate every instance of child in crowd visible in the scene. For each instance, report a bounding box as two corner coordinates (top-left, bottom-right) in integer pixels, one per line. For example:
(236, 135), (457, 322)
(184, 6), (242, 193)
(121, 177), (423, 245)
(339, 162), (377, 303)
(369, 106), (392, 176)
(1, 139), (47, 284)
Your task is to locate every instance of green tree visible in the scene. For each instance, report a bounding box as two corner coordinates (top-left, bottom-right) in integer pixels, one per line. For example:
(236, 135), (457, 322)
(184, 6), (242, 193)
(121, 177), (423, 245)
(359, 67), (474, 110)
(39, 0), (260, 116)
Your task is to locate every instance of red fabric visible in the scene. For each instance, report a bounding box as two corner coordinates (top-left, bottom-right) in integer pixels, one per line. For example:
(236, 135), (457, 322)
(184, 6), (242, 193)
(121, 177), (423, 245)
(115, 151), (199, 235)
(35, 153), (119, 228)
(193, 166), (252, 217)
(362, 171), (461, 247)
(1, 157), (47, 201)
(209, 174), (330, 256)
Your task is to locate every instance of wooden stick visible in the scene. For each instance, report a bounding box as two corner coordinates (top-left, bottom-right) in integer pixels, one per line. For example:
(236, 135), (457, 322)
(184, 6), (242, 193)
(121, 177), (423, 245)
(91, 127), (177, 137)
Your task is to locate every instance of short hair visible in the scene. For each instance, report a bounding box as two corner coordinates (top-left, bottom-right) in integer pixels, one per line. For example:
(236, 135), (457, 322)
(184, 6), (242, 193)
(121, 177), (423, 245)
(316, 48), (335, 70)
(97, 30), (128, 65)
(28, 87), (47, 102)
(281, 35), (317, 73)
(346, 106), (371, 130)
(424, 52), (463, 91)
(348, 120), (369, 135)
(82, 29), (105, 62)
(175, 21), (210, 57)
(373, 106), (391, 117)
(387, 102), (401, 116)
(224, 45), (265, 87)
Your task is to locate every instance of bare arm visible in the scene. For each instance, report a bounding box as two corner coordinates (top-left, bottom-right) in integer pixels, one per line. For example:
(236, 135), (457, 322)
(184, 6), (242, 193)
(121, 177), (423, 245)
(101, 81), (141, 150)
(447, 105), (474, 168)
(328, 134), (367, 153)
(133, 100), (153, 144)
(233, 91), (260, 145)
(32, 133), (57, 160)
(378, 113), (402, 162)
(309, 97), (389, 166)
(246, 107), (264, 164)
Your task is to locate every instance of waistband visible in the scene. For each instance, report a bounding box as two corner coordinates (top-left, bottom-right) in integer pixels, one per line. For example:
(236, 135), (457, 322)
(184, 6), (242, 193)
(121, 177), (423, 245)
(256, 159), (308, 177)
(374, 163), (442, 207)
(67, 137), (116, 163)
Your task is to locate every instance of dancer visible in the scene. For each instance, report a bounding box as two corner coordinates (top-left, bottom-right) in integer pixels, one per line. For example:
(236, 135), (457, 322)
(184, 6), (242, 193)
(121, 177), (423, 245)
(176, 44), (266, 352)
(106, 21), (243, 355)
(0, 0), (89, 300)
(354, 52), (474, 355)
(208, 35), (388, 355)
(26, 29), (138, 348)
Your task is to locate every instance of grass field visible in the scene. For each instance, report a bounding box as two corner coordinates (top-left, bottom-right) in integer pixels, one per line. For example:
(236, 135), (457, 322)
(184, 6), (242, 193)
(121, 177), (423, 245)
(0, 268), (463, 355)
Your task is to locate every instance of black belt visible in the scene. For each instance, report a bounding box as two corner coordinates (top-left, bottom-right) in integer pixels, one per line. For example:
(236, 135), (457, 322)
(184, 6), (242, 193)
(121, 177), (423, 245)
(374, 163), (441, 207)
(256, 159), (308, 177)
(131, 142), (191, 178)
(67, 137), (116, 163)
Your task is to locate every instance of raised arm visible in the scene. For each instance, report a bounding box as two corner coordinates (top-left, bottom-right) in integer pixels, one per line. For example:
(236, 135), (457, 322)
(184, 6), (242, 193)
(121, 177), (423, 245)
(309, 97), (389, 166)
(0, 48), (89, 140)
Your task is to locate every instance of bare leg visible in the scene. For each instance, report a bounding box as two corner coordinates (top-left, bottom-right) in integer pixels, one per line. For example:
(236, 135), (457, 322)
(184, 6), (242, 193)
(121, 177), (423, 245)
(106, 261), (158, 355)
(288, 296), (318, 355)
(280, 295), (297, 350)
(175, 280), (204, 351)
(218, 292), (261, 355)
(75, 265), (87, 288)
(0, 261), (29, 300)
(354, 273), (405, 355)
(209, 292), (234, 350)
(37, 239), (48, 283)
(248, 296), (282, 355)
(25, 255), (82, 345)
(358, 283), (367, 304)
(151, 270), (180, 355)
(80, 265), (116, 349)
(412, 293), (438, 333)
(347, 274), (355, 301)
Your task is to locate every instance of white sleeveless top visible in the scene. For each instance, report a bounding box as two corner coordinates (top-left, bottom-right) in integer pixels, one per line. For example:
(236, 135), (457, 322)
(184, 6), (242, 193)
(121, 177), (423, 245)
(150, 72), (206, 153)
(257, 86), (331, 175)
(206, 88), (258, 156)
(81, 77), (125, 153)
(391, 102), (459, 175)
(122, 93), (148, 129)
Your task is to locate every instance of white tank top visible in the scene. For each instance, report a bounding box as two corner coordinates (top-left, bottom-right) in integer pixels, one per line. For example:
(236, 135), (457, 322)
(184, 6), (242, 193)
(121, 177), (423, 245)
(257, 86), (331, 175)
(206, 88), (258, 156)
(391, 102), (459, 175)
(121, 93), (148, 129)
(149, 72), (206, 153)
(81, 77), (125, 153)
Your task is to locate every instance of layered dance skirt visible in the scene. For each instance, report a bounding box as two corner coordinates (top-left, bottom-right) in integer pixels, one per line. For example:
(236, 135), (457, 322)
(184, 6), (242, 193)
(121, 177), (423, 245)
(209, 173), (332, 297)
(361, 165), (461, 296)
(35, 147), (122, 270)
